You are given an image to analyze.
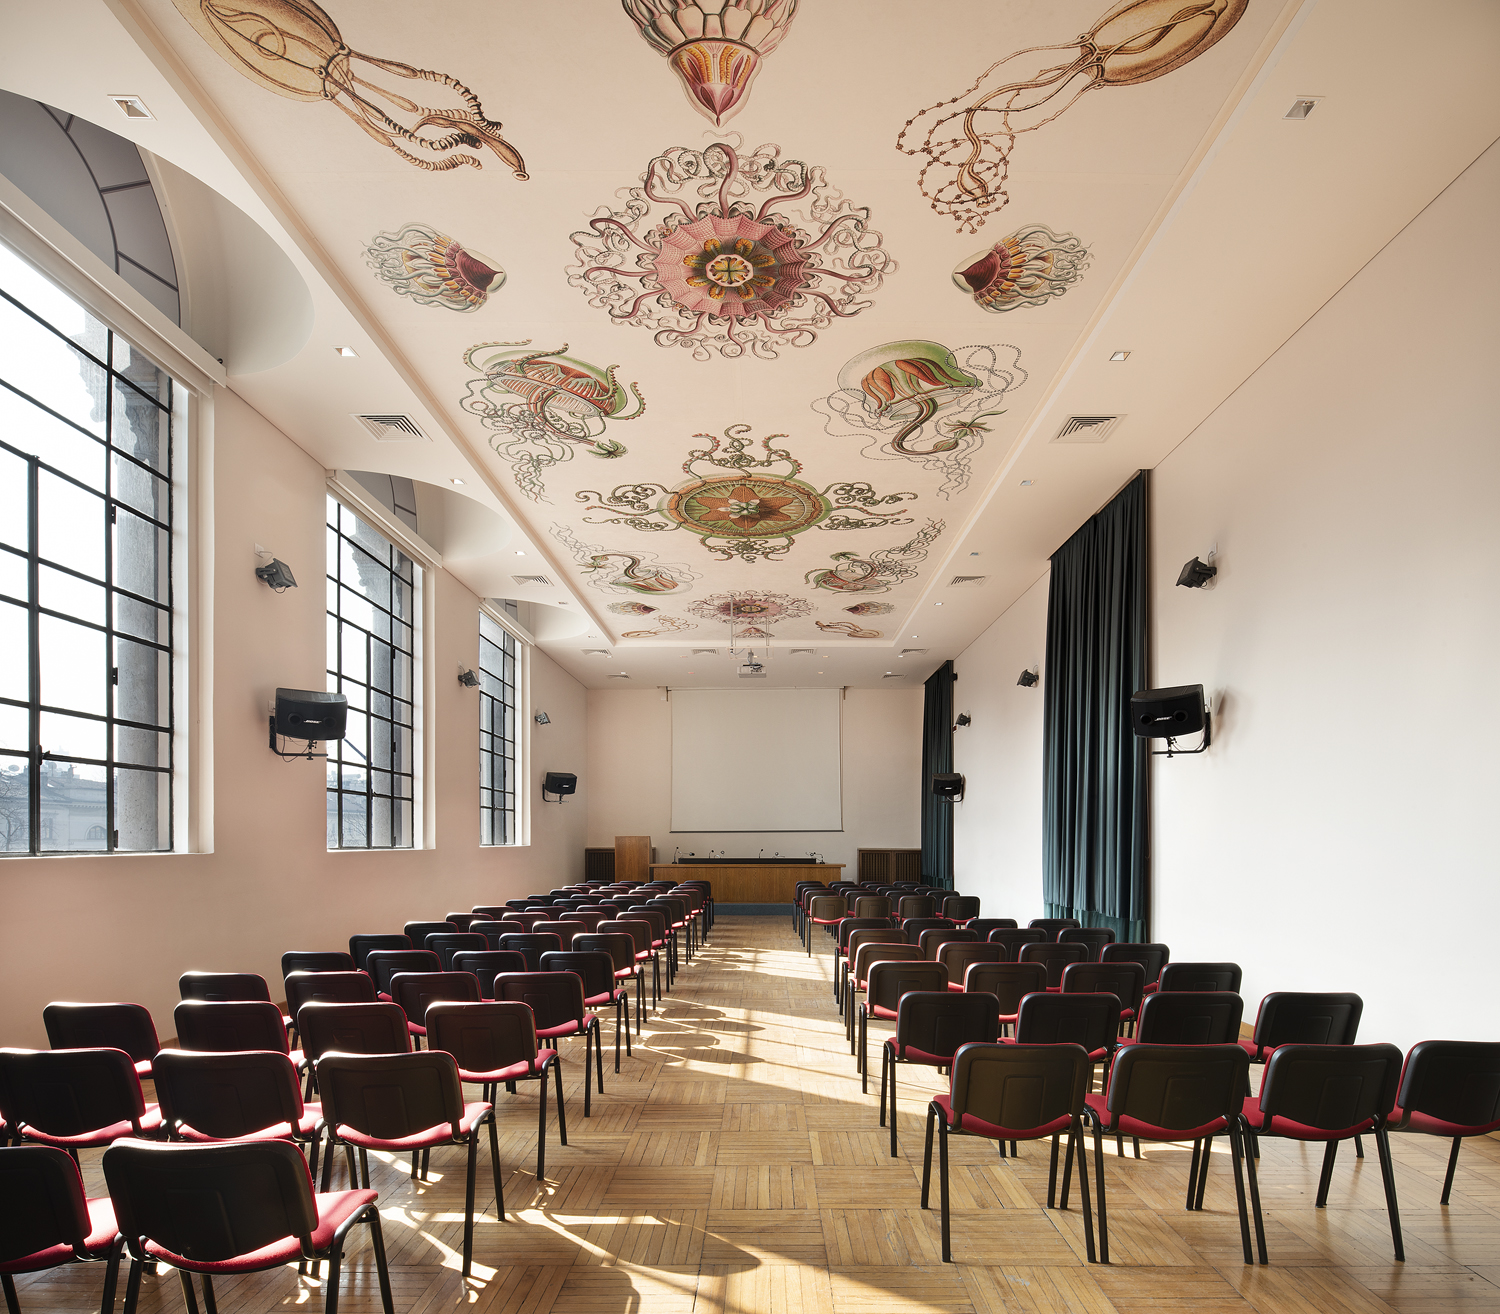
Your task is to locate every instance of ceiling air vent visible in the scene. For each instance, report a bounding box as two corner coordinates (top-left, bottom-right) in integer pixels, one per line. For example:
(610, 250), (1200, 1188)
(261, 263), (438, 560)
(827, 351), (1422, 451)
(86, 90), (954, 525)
(900, 648), (928, 656)
(607, 673), (631, 679)
(510, 574), (552, 587)
(882, 672), (906, 679)
(789, 648), (816, 655)
(582, 649), (612, 656)
(948, 575), (988, 588)
(1052, 415), (1121, 444)
(352, 413), (429, 442)
(690, 648), (719, 655)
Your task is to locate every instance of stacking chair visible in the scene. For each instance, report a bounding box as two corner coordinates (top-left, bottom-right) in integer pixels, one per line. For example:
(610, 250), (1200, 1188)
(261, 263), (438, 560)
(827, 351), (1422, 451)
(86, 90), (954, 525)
(1009, 992), (1120, 1072)
(424, 1002), (562, 1182)
(670, 888), (706, 952)
(529, 920), (580, 948)
(1084, 1044), (1262, 1266)
(1239, 992), (1363, 1063)
(1103, 942), (1171, 992)
(173, 1002), (301, 1075)
(939, 941), (1003, 989)
(498, 933), (565, 973)
(1134, 991), (1244, 1045)
(1388, 1040), (1500, 1204)
(941, 896), (981, 923)
(1019, 940), (1089, 988)
(1159, 961), (1242, 992)
(297, 1000), (410, 1103)
(1059, 927), (1116, 961)
(841, 929), (908, 1016)
(425, 932), (489, 969)
(469, 920), (514, 948)
(853, 895), (892, 920)
(804, 894), (847, 955)
(574, 933), (643, 1039)
(835, 922), (899, 1006)
(846, 942), (923, 1049)
(316, 1050), (499, 1276)
(471, 905), (511, 920)
(880, 991), (1000, 1156)
(506, 911), (552, 931)
(1061, 961), (1146, 1033)
(280, 951), (356, 981)
(611, 920), (660, 1013)
(104, 1136), (394, 1314)
(543, 950), (633, 1073)
(1029, 918), (1080, 937)
(625, 908), (674, 989)
(859, 960), (949, 1089)
(283, 971), (375, 1044)
(388, 971), (481, 1048)
(902, 917), (954, 942)
(453, 949), (528, 998)
(0, 1048), (164, 1151)
(0, 1144), (123, 1314)
(42, 1002), (160, 1079)
(897, 895), (937, 920)
(348, 933), (410, 970)
(494, 971), (600, 1115)
(919, 927), (977, 960)
(921, 1043), (1097, 1264)
(962, 962), (1047, 1036)
(559, 910), (607, 934)
(404, 920), (457, 946)
(989, 927), (1047, 957)
(178, 973), (286, 1026)
(792, 884), (828, 936)
(366, 949), (441, 999)
(968, 919), (1018, 937)
(445, 913), (478, 931)
(1243, 1043), (1405, 1260)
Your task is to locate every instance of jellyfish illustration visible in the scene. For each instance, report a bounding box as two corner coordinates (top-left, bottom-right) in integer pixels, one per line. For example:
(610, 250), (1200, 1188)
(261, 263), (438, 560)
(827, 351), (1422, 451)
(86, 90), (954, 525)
(815, 620), (882, 639)
(622, 0), (799, 125)
(364, 224), (504, 311)
(845, 601), (894, 616)
(838, 342), (982, 457)
(955, 225), (1091, 313)
(584, 554), (685, 595)
(608, 601), (659, 615)
(898, 0), (1249, 231)
(170, 0), (527, 176)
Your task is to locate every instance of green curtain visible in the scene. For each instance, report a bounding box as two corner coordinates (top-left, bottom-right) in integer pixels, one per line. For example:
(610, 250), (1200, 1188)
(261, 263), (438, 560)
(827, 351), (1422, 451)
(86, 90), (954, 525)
(921, 659), (956, 889)
(1042, 472), (1150, 942)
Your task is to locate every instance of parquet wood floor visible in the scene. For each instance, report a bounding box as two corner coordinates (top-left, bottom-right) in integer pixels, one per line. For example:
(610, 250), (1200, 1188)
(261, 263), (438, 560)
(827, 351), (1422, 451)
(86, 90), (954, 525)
(16, 918), (1500, 1314)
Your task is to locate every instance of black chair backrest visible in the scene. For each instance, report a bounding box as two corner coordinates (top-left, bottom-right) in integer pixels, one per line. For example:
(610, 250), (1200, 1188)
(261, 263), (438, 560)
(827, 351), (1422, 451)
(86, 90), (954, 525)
(493, 971), (587, 1032)
(938, 942), (1004, 981)
(1159, 961), (1242, 993)
(498, 933), (565, 970)
(610, 921), (653, 957)
(1395, 1040), (1500, 1129)
(284, 970), (376, 1018)
(425, 933), (489, 969)
(964, 962), (1051, 1017)
(573, 933), (636, 976)
(540, 951), (619, 1002)
(1102, 1043), (1249, 1133)
(468, 921), (513, 949)
(1252, 991), (1363, 1049)
(901, 917), (954, 941)
(948, 1042), (1092, 1132)
(1134, 991), (1244, 1044)
(0, 1144), (92, 1264)
(1058, 927), (1116, 960)
(316, 1050), (464, 1139)
(178, 972), (271, 1004)
(529, 920), (582, 946)
(838, 918), (894, 951)
(389, 971), (482, 1024)
(349, 933), (411, 970)
(865, 960), (949, 1012)
(892, 991), (999, 1060)
(851, 941), (923, 984)
(918, 927), (978, 959)
(847, 928), (907, 961)
(297, 1002), (410, 1060)
(424, 1002), (538, 1075)
(942, 896), (981, 921)
(853, 895), (892, 919)
(1101, 942), (1171, 985)
(404, 921), (458, 946)
(452, 950), (529, 998)
(444, 914), (477, 932)
(897, 895), (937, 920)
(173, 1001), (289, 1055)
(366, 949), (442, 996)
(471, 905), (510, 920)
(152, 1049), (304, 1140)
(42, 1002), (159, 1067)
(1029, 918), (1080, 936)
(1258, 1043), (1404, 1131)
(1018, 941), (1089, 988)
(104, 1137), (318, 1264)
(1061, 961), (1147, 1016)
(626, 909), (669, 945)
(280, 951), (356, 981)
(0, 1047), (146, 1138)
(988, 928), (1047, 955)
(1014, 992), (1119, 1056)
(967, 919), (1018, 937)
(807, 895), (846, 924)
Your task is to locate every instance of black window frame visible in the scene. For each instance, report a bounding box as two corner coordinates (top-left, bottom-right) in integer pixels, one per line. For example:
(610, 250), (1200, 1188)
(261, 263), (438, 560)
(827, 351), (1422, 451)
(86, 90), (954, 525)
(478, 610), (519, 846)
(0, 257), (175, 856)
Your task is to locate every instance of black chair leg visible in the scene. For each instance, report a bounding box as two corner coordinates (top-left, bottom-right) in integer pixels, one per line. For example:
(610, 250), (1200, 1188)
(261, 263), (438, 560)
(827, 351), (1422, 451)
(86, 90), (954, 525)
(320, 1132), (336, 1192)
(1315, 1140), (1339, 1207)
(178, 1269), (200, 1314)
(1194, 1135), (1213, 1210)
(1226, 1123), (1254, 1266)
(937, 1110), (952, 1263)
(358, 1147), (372, 1190)
(487, 1113), (505, 1222)
(1441, 1136), (1463, 1205)
(1375, 1128), (1405, 1262)
(1060, 1126), (1075, 1209)
(554, 1055), (569, 1146)
(1092, 1118), (1109, 1264)
(920, 1102), (936, 1208)
(536, 1068), (549, 1180)
(323, 1246), (343, 1314)
(1241, 1121), (1268, 1263)
(584, 1027), (594, 1118)
(3, 1275), (22, 1314)
(98, 1237), (124, 1314)
(462, 1132), (479, 1278)
(1355, 1134), (1365, 1159)
(121, 1259), (143, 1314)
(1187, 1140), (1202, 1209)
(366, 1210), (396, 1314)
(200, 1275), (218, 1314)
(1046, 1132), (1060, 1208)
(1073, 1123), (1097, 1264)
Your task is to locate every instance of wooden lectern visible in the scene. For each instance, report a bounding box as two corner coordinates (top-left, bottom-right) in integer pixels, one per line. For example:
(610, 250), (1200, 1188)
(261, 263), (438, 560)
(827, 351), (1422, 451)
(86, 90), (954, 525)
(615, 835), (653, 884)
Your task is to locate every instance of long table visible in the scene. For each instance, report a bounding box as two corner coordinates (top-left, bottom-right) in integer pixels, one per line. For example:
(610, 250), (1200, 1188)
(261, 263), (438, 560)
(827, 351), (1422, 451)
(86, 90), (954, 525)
(651, 863), (845, 904)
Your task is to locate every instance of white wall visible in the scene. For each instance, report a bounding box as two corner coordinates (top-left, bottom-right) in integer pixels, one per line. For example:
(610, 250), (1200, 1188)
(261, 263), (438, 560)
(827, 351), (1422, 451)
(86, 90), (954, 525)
(586, 686), (922, 878)
(0, 386), (586, 1048)
(953, 143), (1500, 1050)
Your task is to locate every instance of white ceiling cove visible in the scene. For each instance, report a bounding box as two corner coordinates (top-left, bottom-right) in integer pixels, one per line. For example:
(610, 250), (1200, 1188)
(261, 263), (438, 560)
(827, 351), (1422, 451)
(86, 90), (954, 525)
(4, 0), (1497, 687)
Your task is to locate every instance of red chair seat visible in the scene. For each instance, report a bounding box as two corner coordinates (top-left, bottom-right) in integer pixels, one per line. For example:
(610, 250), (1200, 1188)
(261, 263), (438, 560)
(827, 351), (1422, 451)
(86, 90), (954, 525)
(538, 1016), (596, 1040)
(1084, 1091), (1225, 1142)
(947, 982), (966, 992)
(457, 1051), (558, 1085)
(133, 1059), (154, 1079)
(1238, 1038), (1262, 1061)
(584, 990), (625, 1007)
(933, 1092), (1071, 1141)
(886, 1041), (962, 1066)
(870, 1004), (898, 1020)
(175, 1108), (323, 1142)
(1001, 1038), (1107, 1062)
(614, 968), (637, 980)
(335, 1102), (493, 1151)
(1241, 1095), (1374, 1141)
(0, 1197), (119, 1272)
(21, 1106), (164, 1148)
(1390, 1105), (1500, 1137)
(144, 1188), (377, 1273)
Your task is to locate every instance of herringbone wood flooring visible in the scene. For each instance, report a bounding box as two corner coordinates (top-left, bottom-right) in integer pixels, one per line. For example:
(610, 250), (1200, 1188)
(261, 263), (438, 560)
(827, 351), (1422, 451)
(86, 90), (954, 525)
(15, 917), (1500, 1314)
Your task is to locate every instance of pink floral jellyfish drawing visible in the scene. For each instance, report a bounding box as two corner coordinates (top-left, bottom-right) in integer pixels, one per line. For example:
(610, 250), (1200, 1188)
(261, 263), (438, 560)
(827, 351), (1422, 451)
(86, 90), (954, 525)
(954, 225), (1091, 313)
(170, 0), (527, 176)
(897, 0), (1249, 231)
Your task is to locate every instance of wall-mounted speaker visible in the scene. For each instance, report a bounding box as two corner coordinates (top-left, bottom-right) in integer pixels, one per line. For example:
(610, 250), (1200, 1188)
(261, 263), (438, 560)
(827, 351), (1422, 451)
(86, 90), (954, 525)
(1129, 685), (1206, 739)
(542, 771), (578, 802)
(931, 772), (965, 800)
(274, 689), (348, 742)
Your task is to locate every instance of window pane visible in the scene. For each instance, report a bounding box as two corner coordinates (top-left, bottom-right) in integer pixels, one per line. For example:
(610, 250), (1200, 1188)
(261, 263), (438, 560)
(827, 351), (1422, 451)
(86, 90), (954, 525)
(0, 602), (27, 702)
(111, 378), (169, 474)
(40, 711), (106, 762)
(40, 564), (105, 625)
(113, 510), (169, 602)
(0, 388), (103, 489)
(478, 612), (518, 847)
(39, 615), (106, 715)
(0, 297), (108, 436)
(38, 472), (105, 580)
(115, 725), (168, 768)
(38, 761), (107, 852)
(0, 703), (27, 751)
(0, 449), (27, 551)
(0, 758), (30, 851)
(115, 636), (167, 729)
(115, 767), (168, 850)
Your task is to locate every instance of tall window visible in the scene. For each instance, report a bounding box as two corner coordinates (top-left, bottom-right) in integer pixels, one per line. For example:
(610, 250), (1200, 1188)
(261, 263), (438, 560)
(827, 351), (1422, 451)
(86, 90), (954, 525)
(326, 496), (417, 849)
(478, 612), (518, 845)
(0, 246), (174, 854)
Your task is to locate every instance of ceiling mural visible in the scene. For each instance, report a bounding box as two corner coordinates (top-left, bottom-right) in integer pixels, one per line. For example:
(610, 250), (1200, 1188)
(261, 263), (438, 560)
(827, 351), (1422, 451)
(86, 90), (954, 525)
(140, 0), (1278, 664)
(897, 0), (1250, 231)
(364, 224), (505, 311)
(567, 142), (893, 360)
(169, 0), (529, 176)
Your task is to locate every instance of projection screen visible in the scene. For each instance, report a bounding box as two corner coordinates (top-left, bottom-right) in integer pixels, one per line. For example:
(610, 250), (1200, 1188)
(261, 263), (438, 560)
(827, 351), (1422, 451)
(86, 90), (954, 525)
(670, 688), (842, 832)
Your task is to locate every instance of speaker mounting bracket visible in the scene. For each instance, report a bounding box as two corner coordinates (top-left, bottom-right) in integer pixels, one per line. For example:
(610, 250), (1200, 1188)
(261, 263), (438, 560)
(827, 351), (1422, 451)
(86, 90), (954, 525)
(1151, 711), (1212, 757)
(269, 716), (328, 761)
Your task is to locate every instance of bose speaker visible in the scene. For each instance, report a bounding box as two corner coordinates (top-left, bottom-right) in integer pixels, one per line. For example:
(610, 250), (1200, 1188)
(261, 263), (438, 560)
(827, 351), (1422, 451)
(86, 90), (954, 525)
(1129, 684), (1206, 739)
(543, 771), (578, 800)
(931, 772), (965, 799)
(274, 689), (348, 743)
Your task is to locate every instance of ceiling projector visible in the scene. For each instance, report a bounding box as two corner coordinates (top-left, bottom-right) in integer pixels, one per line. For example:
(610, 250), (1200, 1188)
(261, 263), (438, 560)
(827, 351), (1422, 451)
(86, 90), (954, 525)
(738, 653), (766, 679)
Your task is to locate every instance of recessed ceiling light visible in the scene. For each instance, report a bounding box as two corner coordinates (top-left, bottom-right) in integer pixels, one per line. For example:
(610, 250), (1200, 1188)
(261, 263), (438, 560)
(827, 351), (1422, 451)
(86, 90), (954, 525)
(1285, 97), (1321, 120)
(450, 478), (465, 486)
(557, 600), (568, 605)
(911, 635), (918, 638)
(335, 346), (358, 358)
(969, 552), (980, 557)
(1020, 479), (1034, 487)
(109, 95), (154, 120)
(1109, 350), (1130, 362)
(513, 550), (526, 556)
(935, 602), (944, 606)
